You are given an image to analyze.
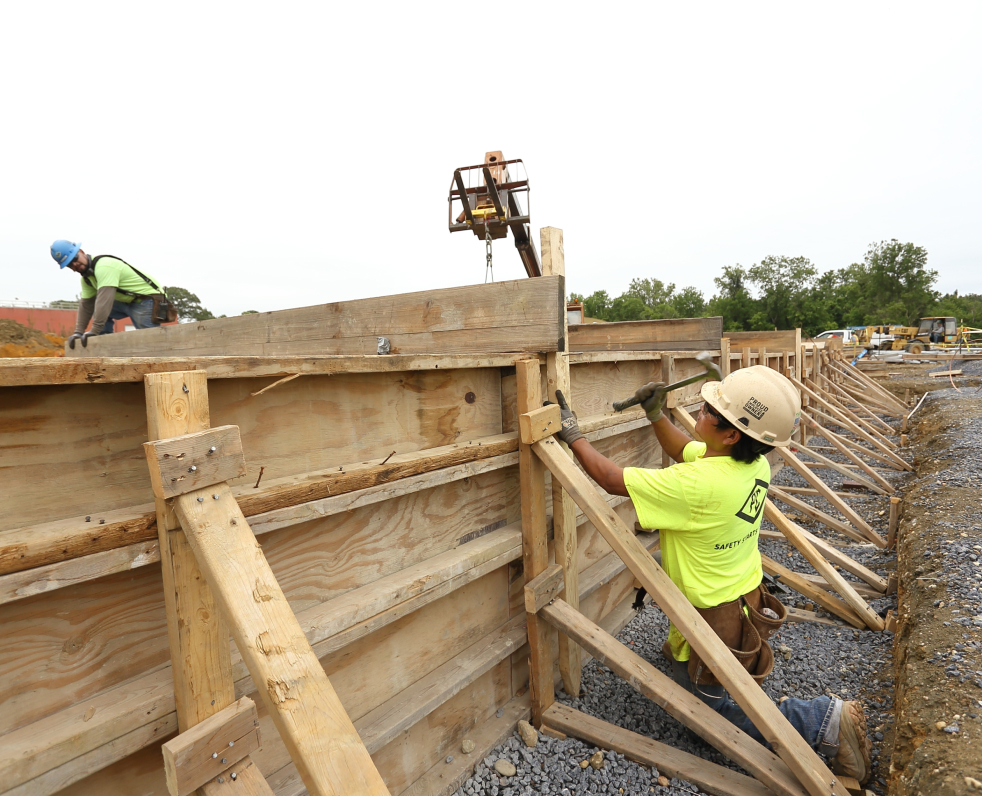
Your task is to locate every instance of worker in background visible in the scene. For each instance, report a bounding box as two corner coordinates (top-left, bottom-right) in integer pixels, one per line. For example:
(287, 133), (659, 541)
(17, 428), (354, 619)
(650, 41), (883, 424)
(552, 366), (872, 784)
(931, 320), (944, 344)
(51, 240), (173, 348)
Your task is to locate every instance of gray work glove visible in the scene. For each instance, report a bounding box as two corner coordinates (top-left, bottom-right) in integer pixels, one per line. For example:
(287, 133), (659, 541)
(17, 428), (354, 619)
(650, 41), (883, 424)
(635, 381), (668, 422)
(552, 390), (583, 446)
(67, 333), (83, 350)
(80, 332), (97, 348)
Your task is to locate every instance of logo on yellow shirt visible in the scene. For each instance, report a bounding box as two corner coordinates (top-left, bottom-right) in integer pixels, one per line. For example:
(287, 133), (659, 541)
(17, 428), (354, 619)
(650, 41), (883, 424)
(735, 478), (769, 524)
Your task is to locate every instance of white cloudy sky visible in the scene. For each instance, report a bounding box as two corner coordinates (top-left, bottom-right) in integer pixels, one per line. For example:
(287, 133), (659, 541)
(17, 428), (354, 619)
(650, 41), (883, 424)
(2, 1), (979, 317)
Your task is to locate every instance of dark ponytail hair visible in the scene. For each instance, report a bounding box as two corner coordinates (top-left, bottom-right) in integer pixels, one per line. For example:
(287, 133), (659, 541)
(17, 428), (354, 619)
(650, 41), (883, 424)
(707, 406), (775, 464)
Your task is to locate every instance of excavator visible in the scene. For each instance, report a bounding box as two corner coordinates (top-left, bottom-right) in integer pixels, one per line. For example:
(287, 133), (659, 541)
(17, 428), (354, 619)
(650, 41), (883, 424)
(448, 152), (542, 278)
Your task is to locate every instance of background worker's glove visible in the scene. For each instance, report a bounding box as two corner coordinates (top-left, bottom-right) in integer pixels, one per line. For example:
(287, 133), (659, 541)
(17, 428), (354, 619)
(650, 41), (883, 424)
(635, 381), (668, 422)
(553, 390), (584, 446)
(67, 333), (83, 350)
(80, 332), (96, 348)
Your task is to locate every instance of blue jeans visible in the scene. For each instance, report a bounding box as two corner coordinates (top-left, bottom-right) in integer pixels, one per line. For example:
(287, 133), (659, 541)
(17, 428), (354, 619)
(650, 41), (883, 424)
(100, 298), (160, 334)
(671, 658), (840, 755)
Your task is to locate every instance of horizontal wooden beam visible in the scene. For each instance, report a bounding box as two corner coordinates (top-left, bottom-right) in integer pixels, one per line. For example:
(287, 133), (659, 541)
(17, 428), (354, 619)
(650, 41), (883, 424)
(67, 276), (566, 359)
(567, 349), (720, 365)
(569, 317), (722, 352)
(0, 353), (533, 387)
(162, 697), (261, 796)
(761, 554), (865, 629)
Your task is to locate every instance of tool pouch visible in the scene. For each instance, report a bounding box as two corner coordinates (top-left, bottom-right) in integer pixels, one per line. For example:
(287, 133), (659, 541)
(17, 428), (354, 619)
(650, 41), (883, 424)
(687, 584), (786, 687)
(150, 294), (178, 324)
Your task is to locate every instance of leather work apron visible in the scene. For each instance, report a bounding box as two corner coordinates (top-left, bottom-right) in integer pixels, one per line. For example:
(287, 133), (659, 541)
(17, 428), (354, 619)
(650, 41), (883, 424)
(687, 583), (788, 687)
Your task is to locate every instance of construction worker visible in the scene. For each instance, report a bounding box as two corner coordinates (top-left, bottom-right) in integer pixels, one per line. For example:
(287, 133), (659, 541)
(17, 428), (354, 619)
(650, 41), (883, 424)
(553, 365), (872, 783)
(50, 240), (170, 348)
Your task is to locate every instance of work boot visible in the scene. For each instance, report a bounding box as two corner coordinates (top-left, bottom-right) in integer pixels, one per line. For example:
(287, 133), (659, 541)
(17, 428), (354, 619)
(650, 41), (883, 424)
(661, 640), (674, 662)
(832, 700), (872, 784)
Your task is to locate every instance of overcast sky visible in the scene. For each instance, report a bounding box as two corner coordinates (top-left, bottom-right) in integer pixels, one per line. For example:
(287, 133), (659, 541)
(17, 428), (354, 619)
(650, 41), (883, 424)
(2, 2), (979, 317)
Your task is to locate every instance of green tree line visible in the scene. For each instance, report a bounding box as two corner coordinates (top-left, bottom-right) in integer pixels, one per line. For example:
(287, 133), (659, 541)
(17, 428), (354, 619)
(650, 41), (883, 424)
(569, 240), (981, 337)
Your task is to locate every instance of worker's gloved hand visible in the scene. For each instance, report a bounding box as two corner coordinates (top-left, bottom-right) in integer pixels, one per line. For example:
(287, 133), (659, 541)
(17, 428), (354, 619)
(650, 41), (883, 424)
(80, 332), (97, 348)
(552, 390), (583, 446)
(67, 333), (83, 350)
(635, 381), (668, 422)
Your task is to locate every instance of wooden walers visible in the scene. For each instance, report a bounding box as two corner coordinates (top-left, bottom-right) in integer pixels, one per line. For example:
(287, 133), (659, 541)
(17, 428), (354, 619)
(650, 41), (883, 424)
(513, 356), (855, 796)
(142, 371), (387, 796)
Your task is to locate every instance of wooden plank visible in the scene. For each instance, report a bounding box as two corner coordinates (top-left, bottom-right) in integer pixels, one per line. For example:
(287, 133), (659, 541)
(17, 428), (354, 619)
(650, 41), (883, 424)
(515, 359), (555, 725)
(763, 500), (884, 631)
(162, 697), (261, 796)
(543, 705), (783, 796)
(830, 361), (908, 413)
(173, 484), (388, 795)
(760, 555), (865, 629)
(726, 330), (801, 353)
(800, 414), (896, 494)
(518, 404), (562, 445)
(531, 438), (851, 796)
(790, 573), (884, 600)
(791, 442), (886, 498)
(804, 406), (908, 471)
(0, 430), (521, 576)
(540, 601), (809, 796)
(145, 372), (238, 733)
(785, 607), (846, 627)
(200, 758), (272, 796)
(524, 564), (565, 613)
(807, 379), (902, 440)
(0, 354), (526, 388)
(888, 496), (901, 548)
(355, 615), (527, 753)
(569, 317), (722, 352)
(66, 277), (566, 358)
(768, 486), (869, 543)
(817, 374), (899, 432)
(799, 376), (901, 455)
(760, 519), (887, 592)
(145, 426), (248, 500)
(777, 448), (877, 540)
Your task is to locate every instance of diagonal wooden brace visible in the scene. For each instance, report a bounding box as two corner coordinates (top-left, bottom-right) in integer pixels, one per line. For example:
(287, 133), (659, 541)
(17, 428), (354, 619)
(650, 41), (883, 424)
(532, 437), (851, 796)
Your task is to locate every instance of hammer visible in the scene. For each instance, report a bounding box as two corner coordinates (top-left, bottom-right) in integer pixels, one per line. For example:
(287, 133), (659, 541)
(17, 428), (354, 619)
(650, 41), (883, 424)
(612, 351), (722, 412)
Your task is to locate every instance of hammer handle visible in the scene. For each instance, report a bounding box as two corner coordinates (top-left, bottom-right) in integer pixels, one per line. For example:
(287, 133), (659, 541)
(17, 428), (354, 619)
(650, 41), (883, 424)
(612, 372), (710, 413)
(612, 395), (641, 412)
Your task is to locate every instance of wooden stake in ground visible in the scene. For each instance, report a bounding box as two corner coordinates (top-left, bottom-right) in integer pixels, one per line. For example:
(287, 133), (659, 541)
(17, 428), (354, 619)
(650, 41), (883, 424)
(532, 438), (851, 796)
(888, 496), (901, 548)
(517, 358), (556, 725)
(541, 226), (582, 699)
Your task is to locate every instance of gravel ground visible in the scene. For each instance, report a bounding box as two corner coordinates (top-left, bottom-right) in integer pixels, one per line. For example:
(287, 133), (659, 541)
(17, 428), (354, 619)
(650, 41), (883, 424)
(926, 359), (982, 377)
(452, 426), (904, 796)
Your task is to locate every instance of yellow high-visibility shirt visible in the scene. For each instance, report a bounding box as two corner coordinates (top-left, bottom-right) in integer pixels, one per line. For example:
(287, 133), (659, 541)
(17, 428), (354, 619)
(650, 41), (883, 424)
(623, 441), (769, 661)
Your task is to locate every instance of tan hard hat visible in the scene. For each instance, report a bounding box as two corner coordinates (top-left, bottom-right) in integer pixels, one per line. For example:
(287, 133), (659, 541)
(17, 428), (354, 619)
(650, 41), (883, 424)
(700, 365), (801, 447)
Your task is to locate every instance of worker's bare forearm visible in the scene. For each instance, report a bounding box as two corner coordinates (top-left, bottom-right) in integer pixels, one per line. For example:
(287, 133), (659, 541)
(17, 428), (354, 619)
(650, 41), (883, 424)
(568, 438), (628, 497)
(651, 415), (691, 463)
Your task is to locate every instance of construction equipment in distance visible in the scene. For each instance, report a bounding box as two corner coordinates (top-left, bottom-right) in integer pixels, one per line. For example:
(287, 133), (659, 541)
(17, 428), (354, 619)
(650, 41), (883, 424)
(854, 317), (982, 354)
(448, 151), (542, 277)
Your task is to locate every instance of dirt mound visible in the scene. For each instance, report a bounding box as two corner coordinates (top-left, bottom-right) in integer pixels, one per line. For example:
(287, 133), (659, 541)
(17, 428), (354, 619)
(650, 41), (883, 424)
(0, 319), (65, 357)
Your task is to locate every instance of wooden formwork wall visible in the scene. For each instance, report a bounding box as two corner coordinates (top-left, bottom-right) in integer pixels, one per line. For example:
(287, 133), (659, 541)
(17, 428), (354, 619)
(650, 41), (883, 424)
(0, 279), (724, 796)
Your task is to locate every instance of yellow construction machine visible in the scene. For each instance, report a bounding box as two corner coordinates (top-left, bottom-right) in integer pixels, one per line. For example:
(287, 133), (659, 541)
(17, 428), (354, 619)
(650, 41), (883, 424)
(855, 317), (982, 354)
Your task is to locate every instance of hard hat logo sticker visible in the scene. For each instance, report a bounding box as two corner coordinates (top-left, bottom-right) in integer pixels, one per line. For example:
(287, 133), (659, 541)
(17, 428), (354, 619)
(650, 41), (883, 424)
(743, 397), (768, 421)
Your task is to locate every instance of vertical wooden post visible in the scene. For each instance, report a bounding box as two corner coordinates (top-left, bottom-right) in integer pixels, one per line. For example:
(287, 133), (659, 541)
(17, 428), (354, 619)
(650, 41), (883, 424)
(741, 346), (751, 371)
(540, 227), (581, 698)
(719, 337), (731, 378)
(146, 373), (274, 795)
(888, 496), (902, 548)
(759, 347), (768, 370)
(517, 358), (556, 725)
(146, 372), (236, 729)
(661, 355), (676, 469)
(793, 328), (803, 382)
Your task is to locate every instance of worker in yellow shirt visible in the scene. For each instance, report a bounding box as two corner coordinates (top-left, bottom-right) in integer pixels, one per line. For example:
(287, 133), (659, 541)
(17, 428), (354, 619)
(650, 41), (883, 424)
(552, 365), (872, 784)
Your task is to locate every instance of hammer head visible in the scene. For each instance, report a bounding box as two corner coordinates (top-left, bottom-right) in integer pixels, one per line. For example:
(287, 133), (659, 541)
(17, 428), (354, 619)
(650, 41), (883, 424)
(695, 351), (723, 382)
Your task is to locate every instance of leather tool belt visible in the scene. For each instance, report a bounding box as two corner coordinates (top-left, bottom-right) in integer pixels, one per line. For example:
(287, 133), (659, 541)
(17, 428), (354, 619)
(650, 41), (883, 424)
(687, 583), (787, 687)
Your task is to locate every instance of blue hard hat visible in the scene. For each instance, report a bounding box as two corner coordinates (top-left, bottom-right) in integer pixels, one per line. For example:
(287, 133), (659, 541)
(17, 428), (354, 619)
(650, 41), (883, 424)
(51, 240), (81, 269)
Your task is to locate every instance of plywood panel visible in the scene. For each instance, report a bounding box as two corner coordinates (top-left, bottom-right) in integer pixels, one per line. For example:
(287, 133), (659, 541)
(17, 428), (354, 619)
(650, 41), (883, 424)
(0, 369), (502, 533)
(569, 317), (722, 352)
(67, 277), (565, 358)
(0, 471), (518, 737)
(726, 330), (801, 353)
(570, 358), (708, 418)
